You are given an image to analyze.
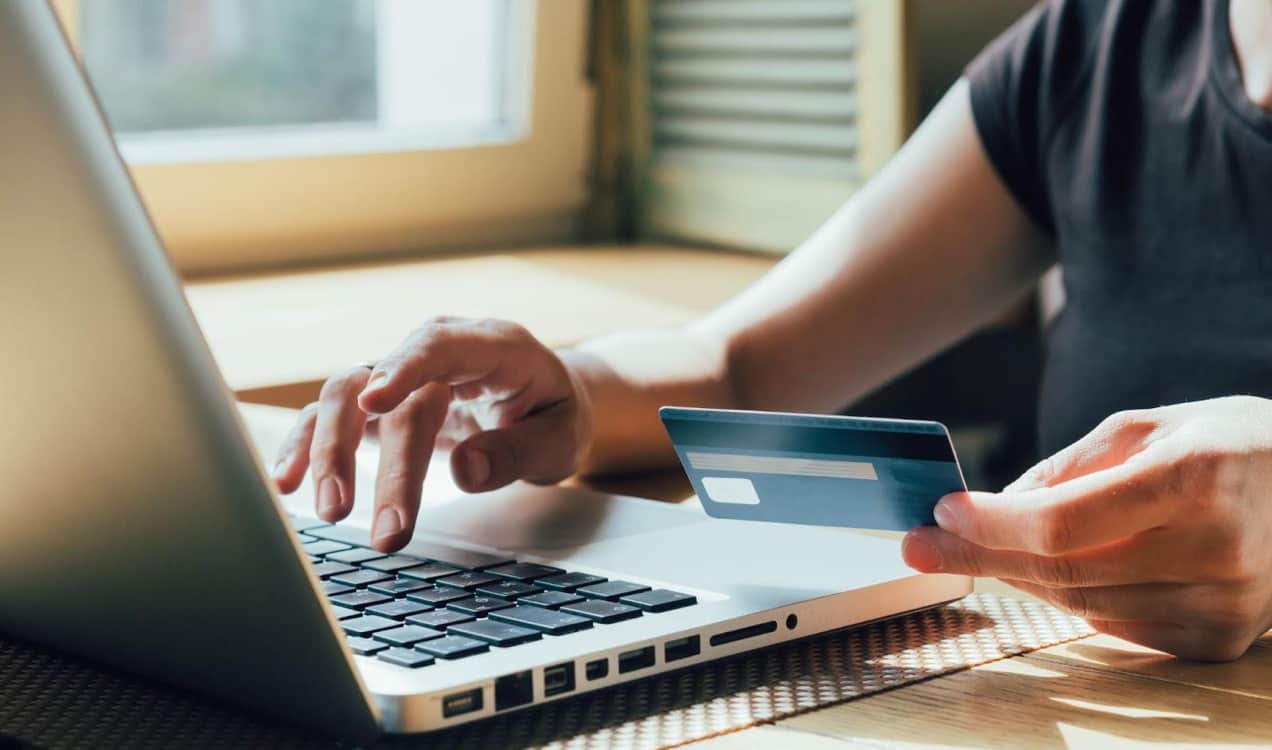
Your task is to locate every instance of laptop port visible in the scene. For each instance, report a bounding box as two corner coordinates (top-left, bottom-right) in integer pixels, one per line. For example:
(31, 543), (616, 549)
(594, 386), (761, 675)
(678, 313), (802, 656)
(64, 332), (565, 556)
(618, 645), (655, 674)
(664, 635), (701, 663)
(442, 687), (484, 718)
(585, 658), (609, 681)
(494, 671), (533, 711)
(709, 620), (777, 647)
(543, 662), (575, 697)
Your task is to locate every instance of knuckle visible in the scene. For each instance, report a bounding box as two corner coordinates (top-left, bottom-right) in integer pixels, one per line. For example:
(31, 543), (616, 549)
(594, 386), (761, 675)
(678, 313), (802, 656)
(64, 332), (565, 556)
(319, 370), (364, 402)
(1031, 505), (1075, 555)
(308, 438), (345, 473)
(940, 543), (983, 576)
(1030, 554), (1082, 587)
(480, 317), (532, 342)
(1204, 522), (1258, 583)
(1057, 586), (1095, 620)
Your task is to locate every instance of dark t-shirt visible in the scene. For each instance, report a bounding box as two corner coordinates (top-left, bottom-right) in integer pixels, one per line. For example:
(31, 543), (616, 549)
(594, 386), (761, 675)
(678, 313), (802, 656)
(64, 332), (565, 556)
(966, 0), (1272, 456)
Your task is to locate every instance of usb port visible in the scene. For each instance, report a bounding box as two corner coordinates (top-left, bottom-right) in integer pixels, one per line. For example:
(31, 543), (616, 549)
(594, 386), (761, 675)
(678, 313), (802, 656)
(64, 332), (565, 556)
(442, 687), (483, 718)
(543, 662), (575, 697)
(585, 658), (609, 681)
(664, 635), (700, 663)
(618, 645), (655, 674)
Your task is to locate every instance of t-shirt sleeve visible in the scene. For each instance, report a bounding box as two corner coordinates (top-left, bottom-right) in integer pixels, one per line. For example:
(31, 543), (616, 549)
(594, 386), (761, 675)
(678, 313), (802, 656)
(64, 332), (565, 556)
(965, 0), (1104, 233)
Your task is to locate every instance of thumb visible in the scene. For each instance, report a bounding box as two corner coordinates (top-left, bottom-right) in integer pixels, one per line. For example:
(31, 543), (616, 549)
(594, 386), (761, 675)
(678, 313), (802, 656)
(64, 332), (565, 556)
(449, 404), (583, 492)
(1004, 410), (1158, 492)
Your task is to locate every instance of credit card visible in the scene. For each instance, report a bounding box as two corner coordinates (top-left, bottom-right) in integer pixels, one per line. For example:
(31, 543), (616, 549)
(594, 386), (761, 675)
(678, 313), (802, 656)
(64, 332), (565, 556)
(660, 406), (967, 531)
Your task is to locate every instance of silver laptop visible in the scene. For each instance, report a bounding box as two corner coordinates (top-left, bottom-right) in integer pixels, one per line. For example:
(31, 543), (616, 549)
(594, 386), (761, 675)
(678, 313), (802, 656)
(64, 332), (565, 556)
(0, 1), (971, 742)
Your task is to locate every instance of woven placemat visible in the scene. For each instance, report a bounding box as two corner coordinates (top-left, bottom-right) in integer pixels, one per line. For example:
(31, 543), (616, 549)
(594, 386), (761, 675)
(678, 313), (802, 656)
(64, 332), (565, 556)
(0, 593), (1092, 749)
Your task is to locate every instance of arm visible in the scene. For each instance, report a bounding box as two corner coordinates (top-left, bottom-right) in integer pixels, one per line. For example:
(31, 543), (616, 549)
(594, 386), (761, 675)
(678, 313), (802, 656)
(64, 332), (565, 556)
(571, 79), (1054, 474)
(271, 80), (1052, 549)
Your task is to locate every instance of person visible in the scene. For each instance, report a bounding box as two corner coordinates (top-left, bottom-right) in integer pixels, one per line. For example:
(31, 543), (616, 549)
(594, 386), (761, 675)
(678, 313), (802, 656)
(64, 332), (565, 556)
(272, 0), (1272, 662)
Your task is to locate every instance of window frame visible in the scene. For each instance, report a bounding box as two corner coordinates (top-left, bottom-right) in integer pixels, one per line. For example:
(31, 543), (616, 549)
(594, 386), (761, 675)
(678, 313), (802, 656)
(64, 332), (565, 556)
(53, 0), (593, 277)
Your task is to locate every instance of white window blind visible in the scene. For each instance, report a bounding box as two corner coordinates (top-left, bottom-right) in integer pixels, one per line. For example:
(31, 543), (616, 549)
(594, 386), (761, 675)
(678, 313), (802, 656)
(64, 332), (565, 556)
(640, 0), (912, 253)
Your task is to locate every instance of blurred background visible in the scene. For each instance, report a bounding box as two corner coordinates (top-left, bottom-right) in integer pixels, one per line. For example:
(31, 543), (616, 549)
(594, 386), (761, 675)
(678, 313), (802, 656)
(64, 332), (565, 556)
(56, 0), (1038, 491)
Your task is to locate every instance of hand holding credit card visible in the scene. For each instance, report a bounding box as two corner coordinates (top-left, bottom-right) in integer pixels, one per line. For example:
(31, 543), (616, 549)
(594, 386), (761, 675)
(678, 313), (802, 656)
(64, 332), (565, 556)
(660, 407), (968, 531)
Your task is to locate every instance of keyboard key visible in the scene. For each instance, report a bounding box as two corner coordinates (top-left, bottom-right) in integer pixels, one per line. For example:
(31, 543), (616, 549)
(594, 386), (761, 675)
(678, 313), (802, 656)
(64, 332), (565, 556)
(326, 548), (387, 565)
(578, 580), (650, 601)
(448, 619), (542, 647)
(398, 563), (460, 582)
(368, 579), (432, 597)
(330, 604), (361, 620)
(321, 582), (354, 597)
(621, 589), (698, 613)
(487, 562), (564, 582)
(330, 591), (393, 610)
(448, 596), (515, 616)
(406, 587), (470, 607)
(366, 600), (432, 620)
(330, 569), (393, 588)
(363, 555), (426, 573)
(490, 605), (593, 635)
(436, 571), (501, 591)
(537, 572), (606, 591)
(346, 636), (388, 656)
(289, 515), (330, 532)
(520, 591), (584, 610)
(475, 580), (542, 600)
(303, 525), (510, 569)
(407, 610), (475, 630)
(561, 600), (643, 624)
(379, 647), (435, 668)
(311, 561), (357, 579)
(373, 625), (444, 647)
(341, 615), (399, 636)
(415, 634), (489, 659)
(302, 540), (353, 557)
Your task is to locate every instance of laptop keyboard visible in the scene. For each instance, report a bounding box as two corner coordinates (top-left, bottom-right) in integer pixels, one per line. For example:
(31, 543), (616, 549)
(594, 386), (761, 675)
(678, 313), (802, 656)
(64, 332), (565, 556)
(289, 514), (697, 670)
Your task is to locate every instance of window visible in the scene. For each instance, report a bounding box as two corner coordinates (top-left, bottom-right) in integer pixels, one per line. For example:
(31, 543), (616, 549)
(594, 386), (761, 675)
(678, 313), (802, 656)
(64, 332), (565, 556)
(78, 0), (520, 163)
(50, 0), (592, 276)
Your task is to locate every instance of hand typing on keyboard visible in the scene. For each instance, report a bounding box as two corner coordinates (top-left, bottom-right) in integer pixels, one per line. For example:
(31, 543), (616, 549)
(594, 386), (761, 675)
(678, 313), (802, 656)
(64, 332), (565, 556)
(270, 317), (594, 551)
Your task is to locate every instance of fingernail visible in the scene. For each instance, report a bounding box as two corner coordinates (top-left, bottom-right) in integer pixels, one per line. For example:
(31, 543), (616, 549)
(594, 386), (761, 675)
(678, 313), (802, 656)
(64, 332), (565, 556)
(464, 450), (491, 487)
(933, 496), (962, 534)
(373, 506), (404, 541)
(363, 370), (390, 393)
(902, 533), (943, 572)
(318, 477), (342, 517)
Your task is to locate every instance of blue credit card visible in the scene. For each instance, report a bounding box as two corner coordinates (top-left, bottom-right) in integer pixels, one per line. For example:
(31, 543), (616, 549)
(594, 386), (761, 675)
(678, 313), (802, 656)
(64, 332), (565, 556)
(660, 406), (967, 531)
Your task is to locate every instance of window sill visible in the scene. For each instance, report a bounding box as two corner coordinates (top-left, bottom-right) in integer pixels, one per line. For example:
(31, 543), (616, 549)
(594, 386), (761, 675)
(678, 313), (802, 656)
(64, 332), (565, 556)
(187, 244), (776, 407)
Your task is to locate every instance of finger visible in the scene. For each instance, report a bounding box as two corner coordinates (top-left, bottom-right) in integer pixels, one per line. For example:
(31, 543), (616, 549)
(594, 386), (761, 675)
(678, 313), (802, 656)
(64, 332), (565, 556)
(902, 525), (1211, 587)
(370, 383), (450, 551)
(309, 367), (372, 522)
(934, 442), (1179, 554)
(1000, 579), (1185, 624)
(1085, 619), (1250, 662)
(358, 318), (539, 416)
(1005, 410), (1159, 492)
(450, 401), (582, 493)
(273, 402), (318, 494)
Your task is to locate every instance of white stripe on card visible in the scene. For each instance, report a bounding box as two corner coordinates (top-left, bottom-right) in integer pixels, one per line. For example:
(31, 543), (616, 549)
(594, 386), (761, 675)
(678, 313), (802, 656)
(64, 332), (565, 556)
(686, 451), (878, 480)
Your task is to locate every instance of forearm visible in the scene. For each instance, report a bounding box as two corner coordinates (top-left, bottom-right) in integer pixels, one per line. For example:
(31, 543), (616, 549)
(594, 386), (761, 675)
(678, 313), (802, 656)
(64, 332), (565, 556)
(701, 80), (1054, 415)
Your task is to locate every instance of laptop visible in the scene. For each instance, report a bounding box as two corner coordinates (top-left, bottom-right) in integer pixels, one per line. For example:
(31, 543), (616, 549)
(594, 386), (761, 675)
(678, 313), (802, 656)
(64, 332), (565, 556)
(0, 1), (971, 741)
